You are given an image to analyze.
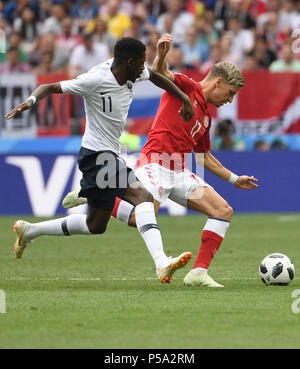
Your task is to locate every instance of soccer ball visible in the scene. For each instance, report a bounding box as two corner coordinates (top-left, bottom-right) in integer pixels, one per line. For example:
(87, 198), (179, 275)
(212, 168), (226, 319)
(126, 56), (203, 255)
(259, 253), (295, 285)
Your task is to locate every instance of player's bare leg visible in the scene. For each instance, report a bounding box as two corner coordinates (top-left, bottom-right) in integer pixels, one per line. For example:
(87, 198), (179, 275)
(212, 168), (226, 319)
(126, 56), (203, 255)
(187, 186), (233, 221)
(183, 186), (233, 287)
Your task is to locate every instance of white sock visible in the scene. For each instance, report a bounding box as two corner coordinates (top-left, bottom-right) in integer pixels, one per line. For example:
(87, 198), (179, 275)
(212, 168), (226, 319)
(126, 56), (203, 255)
(27, 214), (91, 239)
(135, 202), (169, 271)
(192, 267), (207, 274)
(203, 217), (230, 238)
(112, 198), (134, 224)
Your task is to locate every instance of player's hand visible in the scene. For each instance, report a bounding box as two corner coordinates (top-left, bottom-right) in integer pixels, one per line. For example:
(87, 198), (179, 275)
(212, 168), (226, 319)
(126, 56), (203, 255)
(5, 100), (33, 120)
(179, 98), (194, 122)
(234, 175), (259, 190)
(156, 34), (172, 58)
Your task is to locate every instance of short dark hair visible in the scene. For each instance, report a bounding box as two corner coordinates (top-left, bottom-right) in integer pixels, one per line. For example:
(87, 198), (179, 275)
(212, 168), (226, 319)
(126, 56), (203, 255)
(114, 37), (146, 62)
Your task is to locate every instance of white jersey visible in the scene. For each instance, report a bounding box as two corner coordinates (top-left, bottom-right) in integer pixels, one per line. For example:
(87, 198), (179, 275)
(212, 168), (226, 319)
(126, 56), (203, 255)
(60, 58), (150, 153)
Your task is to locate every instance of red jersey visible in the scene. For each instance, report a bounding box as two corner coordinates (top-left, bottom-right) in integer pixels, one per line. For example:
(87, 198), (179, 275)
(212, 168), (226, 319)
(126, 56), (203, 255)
(137, 73), (211, 171)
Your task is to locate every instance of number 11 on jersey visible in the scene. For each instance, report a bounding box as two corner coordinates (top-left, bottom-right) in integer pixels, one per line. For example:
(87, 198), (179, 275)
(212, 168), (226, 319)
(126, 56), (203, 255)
(101, 96), (112, 112)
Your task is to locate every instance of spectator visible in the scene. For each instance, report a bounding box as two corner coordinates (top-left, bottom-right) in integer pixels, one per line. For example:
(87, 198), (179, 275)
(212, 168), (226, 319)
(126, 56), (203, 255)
(256, 0), (281, 32)
(134, 0), (157, 39)
(90, 18), (116, 56)
(166, 43), (185, 72)
(71, 0), (99, 33)
(194, 14), (219, 51)
(13, 5), (41, 54)
(270, 139), (289, 150)
(29, 32), (70, 72)
(40, 2), (66, 35)
(0, 14), (10, 34)
(125, 14), (145, 39)
(245, 0), (268, 21)
(269, 43), (300, 72)
(219, 33), (242, 67)
(213, 119), (246, 150)
(214, 0), (255, 31)
(156, 0), (194, 44)
(214, 0), (231, 32)
(290, 1), (300, 30)
(3, 0), (39, 25)
(92, 0), (131, 39)
(242, 52), (260, 70)
(143, 0), (167, 24)
(145, 29), (160, 67)
(251, 34), (277, 68)
(6, 31), (29, 62)
(55, 16), (82, 53)
(213, 119), (235, 150)
(0, 46), (32, 73)
(259, 11), (282, 54)
(228, 0), (256, 29)
(68, 31), (109, 77)
(128, 3), (155, 45)
(0, 17), (10, 63)
(254, 139), (270, 151)
(226, 16), (254, 64)
(180, 25), (209, 69)
(145, 43), (157, 67)
(33, 51), (55, 74)
(278, 0), (298, 32)
(200, 44), (222, 74)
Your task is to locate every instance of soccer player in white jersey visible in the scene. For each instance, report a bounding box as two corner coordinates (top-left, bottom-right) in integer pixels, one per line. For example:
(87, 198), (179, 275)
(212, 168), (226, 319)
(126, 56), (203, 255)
(63, 35), (259, 287)
(5, 37), (195, 283)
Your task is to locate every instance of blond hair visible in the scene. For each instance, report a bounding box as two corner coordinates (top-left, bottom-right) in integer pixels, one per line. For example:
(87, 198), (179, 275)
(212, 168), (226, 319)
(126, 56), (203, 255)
(208, 62), (244, 88)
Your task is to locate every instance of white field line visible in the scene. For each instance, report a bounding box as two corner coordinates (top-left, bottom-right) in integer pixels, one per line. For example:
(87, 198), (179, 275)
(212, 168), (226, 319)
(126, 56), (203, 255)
(2, 276), (299, 281)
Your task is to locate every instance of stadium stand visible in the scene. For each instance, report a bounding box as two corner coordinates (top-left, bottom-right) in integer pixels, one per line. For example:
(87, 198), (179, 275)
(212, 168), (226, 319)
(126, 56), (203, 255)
(1, 0), (300, 148)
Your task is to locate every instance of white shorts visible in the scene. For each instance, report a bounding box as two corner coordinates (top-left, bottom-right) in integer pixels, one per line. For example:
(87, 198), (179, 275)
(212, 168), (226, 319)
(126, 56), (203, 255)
(135, 163), (212, 207)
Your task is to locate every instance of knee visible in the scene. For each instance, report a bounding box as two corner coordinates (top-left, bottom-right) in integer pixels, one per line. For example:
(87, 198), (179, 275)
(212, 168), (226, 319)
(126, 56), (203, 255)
(87, 222), (107, 235)
(213, 203), (233, 221)
(132, 188), (153, 205)
(139, 189), (153, 204)
(221, 203), (233, 221)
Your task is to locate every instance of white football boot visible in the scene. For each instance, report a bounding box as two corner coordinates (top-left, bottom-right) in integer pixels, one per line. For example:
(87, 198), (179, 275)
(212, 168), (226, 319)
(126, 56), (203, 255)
(13, 220), (33, 259)
(183, 269), (224, 287)
(157, 252), (192, 284)
(62, 189), (87, 209)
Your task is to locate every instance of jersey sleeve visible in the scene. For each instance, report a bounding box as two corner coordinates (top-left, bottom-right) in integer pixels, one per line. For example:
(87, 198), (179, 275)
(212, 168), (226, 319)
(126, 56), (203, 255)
(60, 72), (101, 97)
(194, 127), (211, 153)
(173, 73), (195, 94)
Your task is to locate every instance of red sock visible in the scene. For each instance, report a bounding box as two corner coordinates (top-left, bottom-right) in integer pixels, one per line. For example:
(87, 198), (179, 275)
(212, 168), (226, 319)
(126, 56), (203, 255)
(112, 197), (122, 218)
(193, 230), (224, 269)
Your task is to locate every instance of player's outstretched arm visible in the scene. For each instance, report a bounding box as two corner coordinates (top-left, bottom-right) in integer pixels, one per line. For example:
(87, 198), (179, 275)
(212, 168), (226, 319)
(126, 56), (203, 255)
(149, 69), (194, 122)
(152, 34), (174, 81)
(196, 151), (259, 190)
(5, 83), (62, 120)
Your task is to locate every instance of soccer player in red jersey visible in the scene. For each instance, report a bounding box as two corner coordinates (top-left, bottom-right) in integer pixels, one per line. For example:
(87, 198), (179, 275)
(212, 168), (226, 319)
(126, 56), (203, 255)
(64, 34), (258, 287)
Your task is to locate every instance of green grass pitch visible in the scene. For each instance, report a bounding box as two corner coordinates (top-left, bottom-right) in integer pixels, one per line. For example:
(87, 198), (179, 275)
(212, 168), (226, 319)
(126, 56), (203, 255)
(0, 213), (300, 349)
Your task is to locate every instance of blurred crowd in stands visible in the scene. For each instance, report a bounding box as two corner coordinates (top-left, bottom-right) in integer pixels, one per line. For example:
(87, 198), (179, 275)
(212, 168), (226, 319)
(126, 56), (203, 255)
(1, 0), (299, 150)
(1, 0), (300, 76)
